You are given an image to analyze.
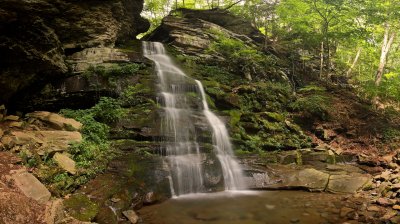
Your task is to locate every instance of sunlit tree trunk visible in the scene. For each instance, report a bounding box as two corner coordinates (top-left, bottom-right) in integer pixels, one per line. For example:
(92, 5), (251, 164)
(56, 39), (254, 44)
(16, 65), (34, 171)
(375, 25), (396, 86)
(346, 48), (361, 77)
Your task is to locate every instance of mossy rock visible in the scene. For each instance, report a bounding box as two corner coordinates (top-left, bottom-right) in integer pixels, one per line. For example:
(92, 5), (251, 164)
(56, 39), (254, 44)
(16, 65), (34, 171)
(64, 193), (99, 222)
(259, 112), (285, 122)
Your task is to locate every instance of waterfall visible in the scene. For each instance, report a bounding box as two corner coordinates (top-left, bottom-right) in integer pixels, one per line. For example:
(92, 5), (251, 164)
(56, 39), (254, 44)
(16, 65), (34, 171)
(143, 42), (245, 196)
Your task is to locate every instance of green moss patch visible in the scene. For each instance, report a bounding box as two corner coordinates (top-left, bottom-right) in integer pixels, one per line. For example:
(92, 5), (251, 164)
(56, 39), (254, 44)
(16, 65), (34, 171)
(64, 194), (100, 222)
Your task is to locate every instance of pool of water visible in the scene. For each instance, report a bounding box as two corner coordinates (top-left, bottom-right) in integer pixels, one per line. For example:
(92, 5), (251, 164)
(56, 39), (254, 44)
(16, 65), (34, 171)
(138, 190), (353, 224)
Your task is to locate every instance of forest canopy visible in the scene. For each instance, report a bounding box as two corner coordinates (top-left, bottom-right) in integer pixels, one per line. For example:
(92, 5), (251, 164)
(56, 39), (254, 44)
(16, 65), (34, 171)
(141, 0), (400, 107)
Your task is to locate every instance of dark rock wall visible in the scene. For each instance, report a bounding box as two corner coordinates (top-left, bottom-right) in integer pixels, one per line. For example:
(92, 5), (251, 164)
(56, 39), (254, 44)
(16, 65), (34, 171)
(0, 0), (149, 105)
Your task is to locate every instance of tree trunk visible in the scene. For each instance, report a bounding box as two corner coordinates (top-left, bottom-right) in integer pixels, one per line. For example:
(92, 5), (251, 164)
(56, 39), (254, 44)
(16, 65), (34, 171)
(346, 48), (362, 77)
(375, 26), (396, 86)
(320, 41), (324, 79)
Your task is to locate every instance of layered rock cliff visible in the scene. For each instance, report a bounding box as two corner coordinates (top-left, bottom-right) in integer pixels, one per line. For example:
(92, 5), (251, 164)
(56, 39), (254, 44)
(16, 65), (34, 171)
(0, 0), (149, 105)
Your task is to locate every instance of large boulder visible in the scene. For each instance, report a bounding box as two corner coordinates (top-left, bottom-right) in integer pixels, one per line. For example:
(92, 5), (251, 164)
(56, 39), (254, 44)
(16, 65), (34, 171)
(145, 9), (263, 57)
(26, 111), (82, 131)
(11, 169), (52, 204)
(249, 167), (330, 191)
(8, 130), (82, 155)
(0, 0), (149, 105)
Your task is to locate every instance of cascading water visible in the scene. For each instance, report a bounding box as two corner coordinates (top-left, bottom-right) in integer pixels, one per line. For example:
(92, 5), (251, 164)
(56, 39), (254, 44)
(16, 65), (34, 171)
(143, 41), (245, 196)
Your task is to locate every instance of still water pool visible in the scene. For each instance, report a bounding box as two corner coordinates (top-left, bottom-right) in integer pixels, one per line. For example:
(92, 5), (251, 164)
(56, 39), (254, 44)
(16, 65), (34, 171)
(139, 190), (353, 224)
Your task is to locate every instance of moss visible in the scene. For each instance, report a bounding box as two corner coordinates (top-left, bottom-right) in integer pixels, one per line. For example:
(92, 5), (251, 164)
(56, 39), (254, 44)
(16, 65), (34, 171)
(326, 152), (336, 164)
(296, 150), (303, 165)
(228, 110), (242, 127)
(260, 112), (285, 122)
(64, 193), (100, 222)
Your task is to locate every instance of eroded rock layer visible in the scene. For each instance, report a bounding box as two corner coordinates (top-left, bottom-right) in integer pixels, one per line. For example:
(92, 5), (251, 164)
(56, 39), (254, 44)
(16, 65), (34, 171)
(0, 0), (149, 104)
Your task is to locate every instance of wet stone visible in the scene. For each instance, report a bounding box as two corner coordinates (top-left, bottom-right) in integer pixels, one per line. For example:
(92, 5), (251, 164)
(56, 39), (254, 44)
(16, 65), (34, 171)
(122, 210), (139, 224)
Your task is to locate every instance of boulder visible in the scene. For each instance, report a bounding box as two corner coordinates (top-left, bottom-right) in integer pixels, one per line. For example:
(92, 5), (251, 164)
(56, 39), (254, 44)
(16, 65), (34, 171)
(10, 130), (82, 155)
(45, 199), (65, 224)
(8, 121), (23, 128)
(146, 9), (262, 57)
(147, 8), (265, 48)
(327, 173), (371, 193)
(11, 169), (51, 204)
(4, 115), (19, 121)
(249, 166), (330, 191)
(26, 111), (82, 131)
(53, 153), (77, 175)
(1, 135), (15, 149)
(10, 131), (44, 145)
(376, 198), (395, 207)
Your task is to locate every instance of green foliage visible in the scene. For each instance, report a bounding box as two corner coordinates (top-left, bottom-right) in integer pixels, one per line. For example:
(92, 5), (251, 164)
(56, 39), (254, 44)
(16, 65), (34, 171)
(120, 83), (154, 106)
(290, 85), (331, 120)
(91, 97), (124, 124)
(382, 127), (400, 143)
(47, 97), (124, 195)
(358, 73), (400, 102)
(290, 87), (331, 121)
(208, 30), (277, 80)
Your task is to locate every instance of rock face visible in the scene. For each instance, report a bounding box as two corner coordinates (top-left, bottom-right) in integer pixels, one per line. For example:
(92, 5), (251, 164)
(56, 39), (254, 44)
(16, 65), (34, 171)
(0, 0), (149, 105)
(11, 44), (151, 112)
(146, 9), (264, 56)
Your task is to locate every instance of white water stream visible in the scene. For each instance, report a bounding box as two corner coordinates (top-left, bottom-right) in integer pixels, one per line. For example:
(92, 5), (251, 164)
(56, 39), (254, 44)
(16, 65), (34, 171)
(143, 42), (245, 196)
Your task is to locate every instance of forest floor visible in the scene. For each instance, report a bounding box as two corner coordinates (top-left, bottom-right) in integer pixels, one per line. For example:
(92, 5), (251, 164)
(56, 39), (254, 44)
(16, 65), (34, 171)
(299, 86), (400, 170)
(0, 151), (46, 224)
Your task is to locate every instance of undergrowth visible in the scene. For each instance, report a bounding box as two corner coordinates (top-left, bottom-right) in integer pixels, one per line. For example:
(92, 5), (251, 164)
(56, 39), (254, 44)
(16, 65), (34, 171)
(34, 97), (124, 196)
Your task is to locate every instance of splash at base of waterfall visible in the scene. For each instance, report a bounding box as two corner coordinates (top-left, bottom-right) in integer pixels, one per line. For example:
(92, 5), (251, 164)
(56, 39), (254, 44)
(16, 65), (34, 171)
(143, 41), (246, 196)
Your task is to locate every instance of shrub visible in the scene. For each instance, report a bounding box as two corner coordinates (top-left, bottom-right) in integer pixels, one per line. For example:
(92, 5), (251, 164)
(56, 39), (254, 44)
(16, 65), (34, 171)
(52, 97), (123, 194)
(120, 83), (153, 106)
(383, 127), (400, 143)
(91, 97), (124, 124)
(290, 94), (331, 120)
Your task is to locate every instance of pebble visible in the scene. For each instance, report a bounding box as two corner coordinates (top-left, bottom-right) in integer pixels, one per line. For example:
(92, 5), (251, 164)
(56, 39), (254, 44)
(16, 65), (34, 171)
(290, 218), (300, 223)
(111, 198), (121, 203)
(376, 197), (394, 206)
(265, 204), (275, 210)
(320, 212), (329, 218)
(122, 210), (139, 224)
(392, 205), (400, 210)
(367, 206), (380, 212)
